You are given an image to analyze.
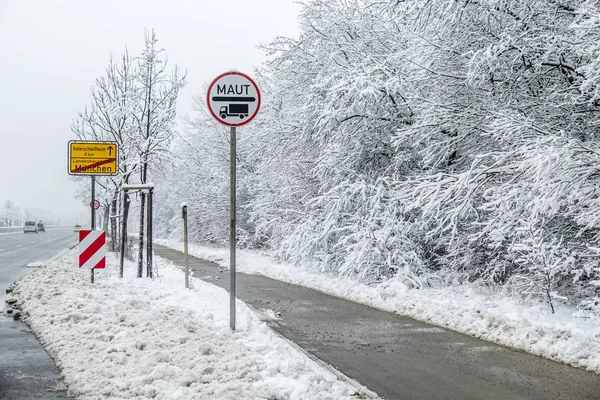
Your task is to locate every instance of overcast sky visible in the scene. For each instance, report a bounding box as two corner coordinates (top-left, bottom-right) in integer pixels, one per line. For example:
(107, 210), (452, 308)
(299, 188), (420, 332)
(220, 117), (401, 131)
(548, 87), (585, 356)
(0, 0), (301, 221)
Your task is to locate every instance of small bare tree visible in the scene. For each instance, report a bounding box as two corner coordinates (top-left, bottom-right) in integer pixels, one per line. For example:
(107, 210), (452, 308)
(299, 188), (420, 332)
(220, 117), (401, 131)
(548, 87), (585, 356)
(72, 32), (185, 278)
(131, 29), (186, 277)
(71, 50), (138, 265)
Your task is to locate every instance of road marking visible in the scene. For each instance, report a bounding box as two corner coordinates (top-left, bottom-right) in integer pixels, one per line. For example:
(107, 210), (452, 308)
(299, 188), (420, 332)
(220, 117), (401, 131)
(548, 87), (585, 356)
(15, 244), (24, 248)
(0, 249), (6, 252)
(401, 327), (446, 334)
(469, 346), (504, 353)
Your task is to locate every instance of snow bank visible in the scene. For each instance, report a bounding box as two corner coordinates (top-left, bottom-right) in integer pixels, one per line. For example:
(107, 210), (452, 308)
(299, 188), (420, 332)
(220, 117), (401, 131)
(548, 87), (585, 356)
(157, 239), (600, 374)
(9, 250), (371, 400)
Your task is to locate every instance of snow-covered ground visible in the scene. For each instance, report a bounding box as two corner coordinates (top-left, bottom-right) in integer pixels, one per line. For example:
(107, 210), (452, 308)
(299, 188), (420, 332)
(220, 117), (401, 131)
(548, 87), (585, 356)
(8, 238), (600, 400)
(8, 250), (373, 400)
(156, 239), (600, 375)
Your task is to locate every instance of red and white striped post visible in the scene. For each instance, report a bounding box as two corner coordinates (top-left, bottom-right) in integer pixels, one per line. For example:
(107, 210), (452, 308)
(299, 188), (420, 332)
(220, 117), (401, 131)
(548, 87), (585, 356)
(79, 230), (106, 271)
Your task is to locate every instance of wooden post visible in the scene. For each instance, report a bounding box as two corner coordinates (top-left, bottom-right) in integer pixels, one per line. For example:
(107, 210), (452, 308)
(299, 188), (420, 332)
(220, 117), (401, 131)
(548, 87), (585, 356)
(111, 198), (117, 252)
(182, 205), (189, 288)
(119, 190), (129, 278)
(147, 188), (153, 278)
(137, 191), (145, 279)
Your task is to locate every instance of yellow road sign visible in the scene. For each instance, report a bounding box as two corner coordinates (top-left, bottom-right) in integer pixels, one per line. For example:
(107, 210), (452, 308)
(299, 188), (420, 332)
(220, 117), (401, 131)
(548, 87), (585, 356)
(68, 141), (118, 175)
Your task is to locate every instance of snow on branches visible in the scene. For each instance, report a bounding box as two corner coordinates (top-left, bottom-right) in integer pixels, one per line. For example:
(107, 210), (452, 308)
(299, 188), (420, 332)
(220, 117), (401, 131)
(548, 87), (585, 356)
(161, 0), (600, 316)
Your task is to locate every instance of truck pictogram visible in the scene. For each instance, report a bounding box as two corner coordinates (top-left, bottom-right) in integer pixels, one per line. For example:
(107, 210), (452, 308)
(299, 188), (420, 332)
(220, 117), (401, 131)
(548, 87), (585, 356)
(220, 104), (249, 119)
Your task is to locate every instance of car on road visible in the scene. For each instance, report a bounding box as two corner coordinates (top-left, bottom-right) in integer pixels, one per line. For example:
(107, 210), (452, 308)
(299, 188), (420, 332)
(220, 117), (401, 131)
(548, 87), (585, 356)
(73, 224), (82, 232)
(37, 222), (45, 232)
(23, 220), (38, 233)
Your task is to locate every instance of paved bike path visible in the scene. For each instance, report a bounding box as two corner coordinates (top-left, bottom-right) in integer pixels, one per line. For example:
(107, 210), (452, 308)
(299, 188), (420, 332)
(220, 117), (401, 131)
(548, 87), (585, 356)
(154, 244), (600, 400)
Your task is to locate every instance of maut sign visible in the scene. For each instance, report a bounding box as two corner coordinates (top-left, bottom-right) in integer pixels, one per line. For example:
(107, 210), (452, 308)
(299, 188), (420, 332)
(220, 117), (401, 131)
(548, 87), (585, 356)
(207, 71), (260, 127)
(68, 141), (118, 176)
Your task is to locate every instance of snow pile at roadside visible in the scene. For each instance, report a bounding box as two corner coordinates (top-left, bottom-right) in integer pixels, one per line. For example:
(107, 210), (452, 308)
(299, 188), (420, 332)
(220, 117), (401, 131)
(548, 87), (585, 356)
(8, 249), (370, 400)
(156, 239), (600, 374)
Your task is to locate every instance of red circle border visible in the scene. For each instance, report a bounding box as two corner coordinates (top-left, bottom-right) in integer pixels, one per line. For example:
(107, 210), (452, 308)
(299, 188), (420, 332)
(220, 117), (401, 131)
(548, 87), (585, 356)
(206, 71), (261, 127)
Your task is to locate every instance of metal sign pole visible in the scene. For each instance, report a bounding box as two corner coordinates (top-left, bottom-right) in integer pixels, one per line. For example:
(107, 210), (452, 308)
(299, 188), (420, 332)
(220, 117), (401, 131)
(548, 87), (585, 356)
(91, 176), (96, 284)
(206, 71), (260, 331)
(230, 126), (237, 331)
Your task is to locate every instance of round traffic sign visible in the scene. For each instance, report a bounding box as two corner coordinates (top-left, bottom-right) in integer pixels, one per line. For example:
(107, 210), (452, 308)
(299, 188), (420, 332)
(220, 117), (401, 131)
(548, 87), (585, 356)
(207, 71), (261, 127)
(90, 199), (101, 210)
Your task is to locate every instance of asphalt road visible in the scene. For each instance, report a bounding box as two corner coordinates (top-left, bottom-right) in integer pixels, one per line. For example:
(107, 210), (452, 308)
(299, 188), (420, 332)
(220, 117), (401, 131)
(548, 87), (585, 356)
(0, 227), (75, 399)
(0, 227), (76, 306)
(154, 244), (600, 400)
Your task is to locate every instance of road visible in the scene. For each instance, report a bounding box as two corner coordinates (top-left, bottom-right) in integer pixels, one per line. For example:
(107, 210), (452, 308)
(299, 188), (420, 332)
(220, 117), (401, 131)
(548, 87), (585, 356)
(0, 227), (76, 306)
(0, 227), (75, 400)
(154, 244), (600, 400)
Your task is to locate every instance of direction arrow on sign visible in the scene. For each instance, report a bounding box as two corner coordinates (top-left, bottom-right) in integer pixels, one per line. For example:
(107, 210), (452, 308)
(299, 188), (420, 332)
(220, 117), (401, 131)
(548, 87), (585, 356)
(68, 141), (118, 176)
(79, 230), (106, 269)
(207, 71), (261, 127)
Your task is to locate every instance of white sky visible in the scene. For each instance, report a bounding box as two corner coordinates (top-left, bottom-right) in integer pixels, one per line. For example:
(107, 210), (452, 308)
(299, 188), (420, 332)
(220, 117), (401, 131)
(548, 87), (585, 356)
(0, 0), (301, 220)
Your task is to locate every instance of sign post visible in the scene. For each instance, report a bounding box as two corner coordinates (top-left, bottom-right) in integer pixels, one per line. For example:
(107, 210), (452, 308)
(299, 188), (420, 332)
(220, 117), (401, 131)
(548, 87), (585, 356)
(68, 141), (118, 283)
(207, 72), (260, 330)
(229, 125), (236, 330)
(91, 176), (96, 283)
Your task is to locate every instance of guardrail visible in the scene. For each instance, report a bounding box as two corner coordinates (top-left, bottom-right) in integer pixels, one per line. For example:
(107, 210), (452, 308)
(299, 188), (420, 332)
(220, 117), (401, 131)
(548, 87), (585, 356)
(0, 226), (69, 234)
(0, 227), (23, 233)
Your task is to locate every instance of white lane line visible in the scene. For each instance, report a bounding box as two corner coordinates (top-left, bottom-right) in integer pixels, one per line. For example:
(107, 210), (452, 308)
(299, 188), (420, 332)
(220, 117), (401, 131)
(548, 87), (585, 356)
(469, 346), (504, 353)
(0, 249), (6, 252)
(15, 244), (24, 248)
(401, 327), (447, 334)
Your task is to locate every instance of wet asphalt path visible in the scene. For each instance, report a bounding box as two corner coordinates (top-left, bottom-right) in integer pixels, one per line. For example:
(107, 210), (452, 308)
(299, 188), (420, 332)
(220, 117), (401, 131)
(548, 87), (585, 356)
(154, 244), (600, 400)
(0, 227), (75, 399)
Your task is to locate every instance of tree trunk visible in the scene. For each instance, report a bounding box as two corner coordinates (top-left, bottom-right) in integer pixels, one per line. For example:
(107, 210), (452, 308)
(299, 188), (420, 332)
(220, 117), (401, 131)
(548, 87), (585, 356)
(110, 192), (118, 252)
(119, 192), (130, 278)
(103, 204), (109, 235)
(137, 191), (146, 278)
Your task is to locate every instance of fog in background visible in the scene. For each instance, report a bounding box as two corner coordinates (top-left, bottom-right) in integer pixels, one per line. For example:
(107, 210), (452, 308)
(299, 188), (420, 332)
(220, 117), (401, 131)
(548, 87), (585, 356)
(0, 0), (300, 223)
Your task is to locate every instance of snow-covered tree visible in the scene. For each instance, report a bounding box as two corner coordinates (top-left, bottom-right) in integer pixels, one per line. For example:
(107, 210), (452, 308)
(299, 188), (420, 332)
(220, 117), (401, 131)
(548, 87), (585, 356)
(130, 29), (186, 276)
(158, 0), (600, 315)
(71, 49), (137, 239)
(72, 30), (185, 276)
(0, 199), (23, 226)
(154, 93), (256, 247)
